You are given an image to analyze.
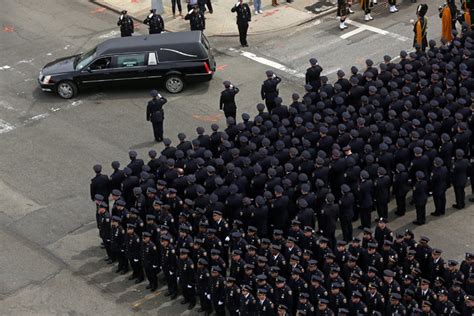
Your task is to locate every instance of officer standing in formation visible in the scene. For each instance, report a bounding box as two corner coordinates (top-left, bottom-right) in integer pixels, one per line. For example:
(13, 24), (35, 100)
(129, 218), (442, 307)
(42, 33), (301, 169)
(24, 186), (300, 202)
(117, 10), (134, 37)
(219, 81), (240, 120)
(261, 70), (281, 113)
(231, 0), (252, 47)
(143, 9), (165, 34)
(92, 23), (474, 315)
(146, 90), (167, 142)
(185, 5), (206, 31)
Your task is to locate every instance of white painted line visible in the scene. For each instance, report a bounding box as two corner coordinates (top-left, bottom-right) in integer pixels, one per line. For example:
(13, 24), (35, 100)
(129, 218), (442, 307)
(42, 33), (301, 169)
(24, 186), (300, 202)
(30, 113), (49, 121)
(340, 27), (366, 39)
(230, 48), (305, 79)
(99, 30), (121, 39)
(15, 59), (34, 65)
(0, 119), (16, 134)
(346, 19), (410, 41)
(0, 101), (18, 111)
(0, 65), (11, 70)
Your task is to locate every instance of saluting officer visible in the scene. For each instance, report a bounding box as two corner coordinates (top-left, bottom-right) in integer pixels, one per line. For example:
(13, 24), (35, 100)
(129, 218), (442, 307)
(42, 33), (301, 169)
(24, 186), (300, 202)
(261, 70), (282, 113)
(117, 10), (134, 37)
(143, 9), (165, 34)
(231, 0), (251, 47)
(185, 6), (206, 31)
(146, 89), (167, 142)
(220, 81), (240, 120)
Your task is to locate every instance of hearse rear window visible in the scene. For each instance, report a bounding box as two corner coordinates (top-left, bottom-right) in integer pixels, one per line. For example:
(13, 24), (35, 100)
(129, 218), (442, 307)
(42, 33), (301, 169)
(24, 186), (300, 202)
(117, 54), (146, 67)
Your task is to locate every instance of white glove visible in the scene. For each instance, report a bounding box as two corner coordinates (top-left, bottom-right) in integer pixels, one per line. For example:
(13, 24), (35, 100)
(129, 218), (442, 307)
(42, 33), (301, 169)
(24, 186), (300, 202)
(187, 285), (192, 288)
(134, 259), (139, 262)
(177, 277), (180, 283)
(218, 301), (224, 305)
(189, 9), (194, 13)
(169, 271), (174, 275)
(207, 294), (211, 300)
(157, 93), (162, 98)
(152, 265), (157, 269)
(272, 74), (276, 79)
(230, 85), (234, 89)
(148, 13), (154, 18)
(235, 2), (240, 6)
(225, 236), (230, 242)
(120, 15), (124, 20)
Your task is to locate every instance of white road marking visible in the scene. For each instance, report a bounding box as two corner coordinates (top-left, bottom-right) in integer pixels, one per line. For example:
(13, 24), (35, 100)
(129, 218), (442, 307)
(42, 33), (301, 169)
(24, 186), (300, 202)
(15, 59), (34, 65)
(344, 19), (410, 41)
(99, 30), (121, 39)
(30, 113), (49, 121)
(229, 48), (305, 79)
(0, 119), (16, 134)
(340, 27), (365, 39)
(0, 101), (18, 111)
(0, 65), (12, 70)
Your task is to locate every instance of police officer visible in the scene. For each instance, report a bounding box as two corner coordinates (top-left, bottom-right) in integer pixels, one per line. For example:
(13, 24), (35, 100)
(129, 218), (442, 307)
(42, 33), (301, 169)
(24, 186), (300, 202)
(231, 0), (251, 47)
(97, 202), (113, 262)
(339, 184), (354, 242)
(143, 9), (165, 34)
(177, 248), (196, 309)
(413, 171), (428, 226)
(90, 164), (110, 203)
(146, 89), (167, 142)
(256, 288), (274, 316)
(261, 70), (282, 112)
(225, 277), (241, 316)
(141, 231), (159, 292)
(184, 6), (206, 31)
(430, 157), (449, 216)
(211, 266), (226, 316)
(220, 81), (240, 119)
(451, 149), (470, 209)
(305, 58), (323, 91)
(160, 234), (178, 299)
(125, 223), (144, 282)
(117, 10), (134, 37)
(111, 216), (128, 274)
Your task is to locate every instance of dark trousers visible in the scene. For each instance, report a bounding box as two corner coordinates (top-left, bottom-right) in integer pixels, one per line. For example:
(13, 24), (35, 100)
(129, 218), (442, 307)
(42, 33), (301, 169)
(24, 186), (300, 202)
(433, 192), (446, 214)
(171, 0), (182, 14)
(120, 31), (132, 37)
(360, 207), (372, 228)
(152, 121), (163, 141)
(224, 107), (236, 120)
(415, 204), (426, 223)
(362, 0), (371, 13)
(323, 231), (337, 250)
(145, 266), (158, 289)
(199, 293), (212, 312)
(213, 301), (226, 316)
(376, 200), (388, 220)
(117, 250), (128, 271)
(164, 270), (178, 295)
(237, 22), (249, 46)
(454, 185), (465, 208)
(265, 99), (276, 113)
(206, 0), (213, 13)
(102, 238), (114, 259)
(340, 217), (353, 242)
(129, 258), (144, 279)
(181, 284), (196, 304)
(395, 194), (406, 215)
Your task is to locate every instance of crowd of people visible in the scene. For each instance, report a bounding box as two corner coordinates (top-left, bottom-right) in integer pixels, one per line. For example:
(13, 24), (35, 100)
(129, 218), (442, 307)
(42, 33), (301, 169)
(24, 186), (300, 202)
(95, 7), (474, 316)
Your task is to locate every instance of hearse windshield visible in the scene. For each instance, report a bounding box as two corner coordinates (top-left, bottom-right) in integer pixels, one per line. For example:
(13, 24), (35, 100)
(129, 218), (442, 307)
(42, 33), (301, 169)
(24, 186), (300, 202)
(75, 47), (97, 70)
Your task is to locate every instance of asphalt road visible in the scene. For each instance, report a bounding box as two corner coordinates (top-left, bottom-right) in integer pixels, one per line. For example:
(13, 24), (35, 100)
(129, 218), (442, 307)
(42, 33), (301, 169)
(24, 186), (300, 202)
(0, 0), (472, 314)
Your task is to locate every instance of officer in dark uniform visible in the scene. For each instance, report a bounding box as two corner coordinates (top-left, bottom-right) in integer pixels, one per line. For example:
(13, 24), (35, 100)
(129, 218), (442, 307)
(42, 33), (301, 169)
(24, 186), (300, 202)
(240, 284), (257, 315)
(393, 163), (410, 216)
(111, 216), (128, 274)
(143, 9), (164, 34)
(320, 193), (339, 249)
(296, 292), (315, 315)
(357, 170), (374, 229)
(90, 164), (110, 202)
(225, 277), (241, 316)
(211, 266), (226, 316)
(256, 288), (274, 316)
(274, 276), (293, 312)
(305, 58), (323, 91)
(141, 231), (159, 291)
(339, 184), (354, 242)
(374, 167), (391, 220)
(386, 293), (406, 315)
(231, 0), (251, 47)
(413, 171), (428, 226)
(146, 90), (167, 142)
(177, 248), (196, 309)
(97, 202), (113, 262)
(117, 10), (134, 37)
(125, 223), (144, 282)
(451, 149), (470, 209)
(348, 290), (368, 315)
(160, 234), (178, 299)
(430, 157), (449, 216)
(184, 6), (206, 31)
(261, 70), (282, 113)
(220, 81), (240, 119)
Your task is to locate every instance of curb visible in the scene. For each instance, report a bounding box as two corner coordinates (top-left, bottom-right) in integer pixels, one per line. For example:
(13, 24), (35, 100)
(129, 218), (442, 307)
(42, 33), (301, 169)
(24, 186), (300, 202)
(89, 0), (337, 37)
(210, 7), (337, 37)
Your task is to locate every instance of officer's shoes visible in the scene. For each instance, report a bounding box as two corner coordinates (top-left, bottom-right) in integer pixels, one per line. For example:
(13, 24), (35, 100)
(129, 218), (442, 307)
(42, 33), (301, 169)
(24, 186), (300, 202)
(394, 211), (405, 216)
(452, 204), (463, 209)
(146, 284), (152, 289)
(150, 287), (157, 292)
(181, 299), (189, 305)
(469, 197), (474, 202)
(170, 294), (178, 300)
(104, 257), (111, 262)
(412, 220), (425, 226)
(430, 212), (442, 217)
(197, 308), (205, 312)
(188, 303), (196, 310)
(164, 291), (172, 296)
(135, 278), (144, 284)
(120, 269), (129, 275)
(128, 275), (137, 280)
(107, 259), (115, 264)
(115, 268), (122, 273)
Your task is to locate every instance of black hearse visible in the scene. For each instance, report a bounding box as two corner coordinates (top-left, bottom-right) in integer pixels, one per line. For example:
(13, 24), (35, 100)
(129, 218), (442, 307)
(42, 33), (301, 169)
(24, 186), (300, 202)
(38, 31), (216, 99)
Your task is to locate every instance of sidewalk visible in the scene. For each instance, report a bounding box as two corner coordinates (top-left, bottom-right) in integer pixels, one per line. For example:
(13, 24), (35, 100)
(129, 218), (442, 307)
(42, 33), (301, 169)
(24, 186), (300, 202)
(91, 0), (337, 36)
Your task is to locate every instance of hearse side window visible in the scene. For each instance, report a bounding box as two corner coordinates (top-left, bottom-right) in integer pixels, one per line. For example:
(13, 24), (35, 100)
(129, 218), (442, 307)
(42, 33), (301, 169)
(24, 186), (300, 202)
(89, 57), (112, 71)
(116, 54), (146, 68)
(158, 48), (198, 62)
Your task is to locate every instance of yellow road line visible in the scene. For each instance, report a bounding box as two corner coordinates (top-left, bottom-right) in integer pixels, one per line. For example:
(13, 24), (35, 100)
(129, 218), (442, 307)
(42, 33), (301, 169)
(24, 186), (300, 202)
(131, 290), (162, 309)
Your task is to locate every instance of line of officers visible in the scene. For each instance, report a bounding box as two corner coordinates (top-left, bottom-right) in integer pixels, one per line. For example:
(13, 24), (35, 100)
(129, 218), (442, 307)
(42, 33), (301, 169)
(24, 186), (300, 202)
(94, 191), (474, 315)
